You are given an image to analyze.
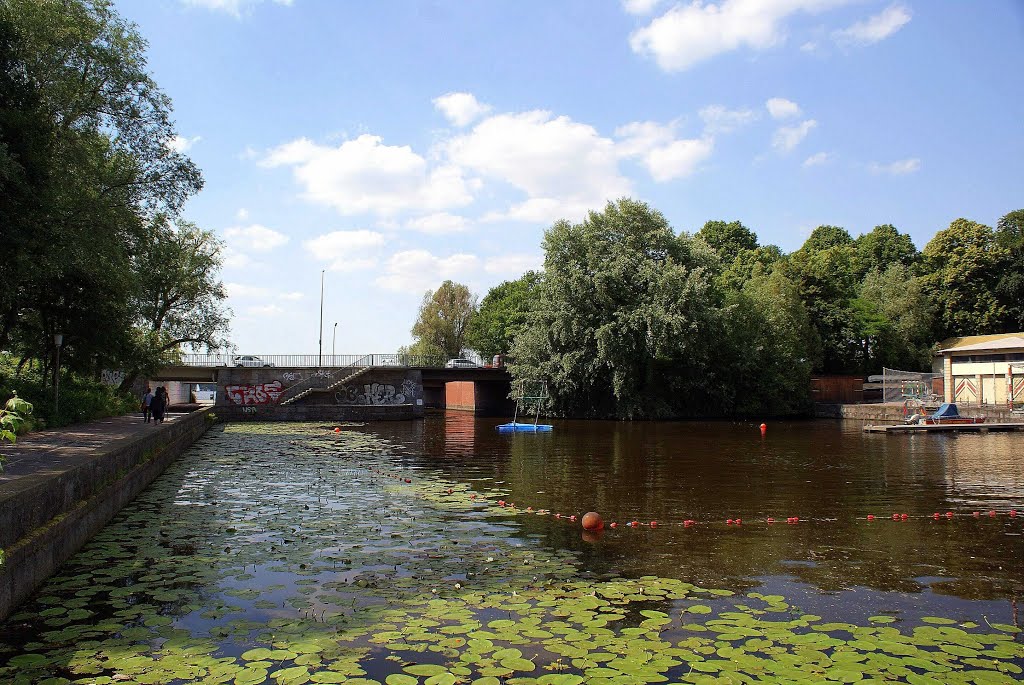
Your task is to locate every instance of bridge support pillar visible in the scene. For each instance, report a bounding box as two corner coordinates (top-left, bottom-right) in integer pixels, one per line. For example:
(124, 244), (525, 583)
(445, 380), (514, 416)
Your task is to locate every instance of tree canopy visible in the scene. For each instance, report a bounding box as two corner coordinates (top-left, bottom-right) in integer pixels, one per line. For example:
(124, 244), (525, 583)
(0, 0), (227, 411)
(410, 281), (478, 360)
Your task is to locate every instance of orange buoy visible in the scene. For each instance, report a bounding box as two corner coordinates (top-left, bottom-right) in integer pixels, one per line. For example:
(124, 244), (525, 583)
(334, 427), (341, 433)
(581, 511), (604, 531)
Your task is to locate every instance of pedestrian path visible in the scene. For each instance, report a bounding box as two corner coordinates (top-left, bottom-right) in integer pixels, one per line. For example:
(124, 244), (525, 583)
(0, 413), (185, 485)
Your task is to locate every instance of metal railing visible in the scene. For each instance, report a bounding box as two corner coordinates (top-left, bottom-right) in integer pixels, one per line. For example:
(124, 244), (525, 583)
(277, 356), (370, 405)
(176, 353), (451, 368)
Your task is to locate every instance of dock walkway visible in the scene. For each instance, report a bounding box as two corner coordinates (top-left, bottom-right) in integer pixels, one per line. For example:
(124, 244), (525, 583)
(864, 422), (1024, 434)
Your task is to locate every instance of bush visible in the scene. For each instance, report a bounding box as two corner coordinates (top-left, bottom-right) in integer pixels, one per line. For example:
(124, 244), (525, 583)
(0, 355), (137, 429)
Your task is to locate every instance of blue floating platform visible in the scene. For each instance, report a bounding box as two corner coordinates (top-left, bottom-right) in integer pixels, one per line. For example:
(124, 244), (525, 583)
(497, 422), (553, 432)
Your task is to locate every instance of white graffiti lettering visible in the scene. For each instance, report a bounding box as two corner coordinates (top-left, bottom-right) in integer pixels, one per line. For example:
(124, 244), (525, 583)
(225, 380), (284, 405)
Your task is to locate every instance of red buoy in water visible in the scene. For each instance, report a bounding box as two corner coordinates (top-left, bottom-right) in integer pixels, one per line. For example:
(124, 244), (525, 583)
(760, 423), (767, 436)
(867, 515), (875, 521)
(582, 512), (604, 531)
(609, 522), (618, 529)
(334, 427), (341, 433)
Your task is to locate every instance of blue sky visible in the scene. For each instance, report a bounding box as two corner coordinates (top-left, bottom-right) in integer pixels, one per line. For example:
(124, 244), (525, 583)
(115, 0), (1024, 355)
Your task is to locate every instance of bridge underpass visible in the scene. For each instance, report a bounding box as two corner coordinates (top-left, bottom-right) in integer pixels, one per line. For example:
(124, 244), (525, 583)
(151, 356), (513, 417)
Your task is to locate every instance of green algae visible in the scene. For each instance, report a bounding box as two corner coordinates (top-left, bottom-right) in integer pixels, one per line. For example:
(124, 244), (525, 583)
(0, 422), (1021, 684)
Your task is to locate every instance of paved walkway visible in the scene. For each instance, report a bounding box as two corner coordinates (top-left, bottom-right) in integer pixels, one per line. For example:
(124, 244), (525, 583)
(0, 413), (187, 485)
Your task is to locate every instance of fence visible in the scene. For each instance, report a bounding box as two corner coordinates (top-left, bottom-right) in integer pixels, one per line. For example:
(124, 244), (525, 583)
(176, 353), (449, 368)
(881, 367), (942, 407)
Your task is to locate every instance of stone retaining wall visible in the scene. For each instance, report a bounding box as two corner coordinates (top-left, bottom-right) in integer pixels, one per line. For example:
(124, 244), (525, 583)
(0, 410), (213, 621)
(814, 403), (1024, 423)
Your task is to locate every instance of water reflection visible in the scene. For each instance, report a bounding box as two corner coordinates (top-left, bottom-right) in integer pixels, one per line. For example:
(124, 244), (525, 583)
(373, 413), (1024, 601)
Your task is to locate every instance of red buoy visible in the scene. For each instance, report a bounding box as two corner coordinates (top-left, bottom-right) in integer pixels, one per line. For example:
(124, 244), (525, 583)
(333, 427), (341, 433)
(683, 519), (695, 527)
(867, 515), (875, 521)
(766, 517), (775, 524)
(581, 512), (603, 531)
(760, 423), (767, 436)
(901, 513), (908, 520)
(650, 521), (658, 528)
(609, 522), (618, 529)
(945, 511), (953, 518)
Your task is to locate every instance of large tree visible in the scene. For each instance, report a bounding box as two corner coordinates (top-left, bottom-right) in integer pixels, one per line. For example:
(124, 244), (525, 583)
(410, 281), (478, 360)
(697, 219), (758, 264)
(995, 209), (1024, 331)
(464, 272), (539, 359)
(511, 199), (725, 419)
(854, 224), (919, 279)
(922, 218), (1007, 338)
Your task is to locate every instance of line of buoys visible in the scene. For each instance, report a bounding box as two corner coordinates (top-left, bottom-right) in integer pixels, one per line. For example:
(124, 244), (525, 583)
(361, 465), (1022, 534)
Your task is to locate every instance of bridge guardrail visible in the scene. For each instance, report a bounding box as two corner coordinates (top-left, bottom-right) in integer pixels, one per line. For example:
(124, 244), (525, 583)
(176, 353), (451, 368)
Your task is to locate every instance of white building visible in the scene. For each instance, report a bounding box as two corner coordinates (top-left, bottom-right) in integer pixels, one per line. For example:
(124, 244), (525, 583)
(934, 333), (1024, 405)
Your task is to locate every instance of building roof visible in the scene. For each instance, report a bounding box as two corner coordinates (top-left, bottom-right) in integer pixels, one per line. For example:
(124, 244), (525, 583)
(937, 333), (1024, 354)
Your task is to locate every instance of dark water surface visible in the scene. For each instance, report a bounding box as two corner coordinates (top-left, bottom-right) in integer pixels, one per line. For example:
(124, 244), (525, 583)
(0, 415), (1021, 684)
(380, 413), (1024, 606)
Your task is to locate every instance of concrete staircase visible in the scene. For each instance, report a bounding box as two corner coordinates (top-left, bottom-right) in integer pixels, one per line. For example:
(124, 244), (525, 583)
(279, 365), (370, 406)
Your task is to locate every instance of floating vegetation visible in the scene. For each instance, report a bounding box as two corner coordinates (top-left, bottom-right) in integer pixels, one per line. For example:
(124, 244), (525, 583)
(0, 422), (1021, 684)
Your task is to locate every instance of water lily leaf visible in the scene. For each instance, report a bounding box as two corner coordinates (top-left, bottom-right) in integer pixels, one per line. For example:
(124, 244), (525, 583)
(404, 665), (447, 677)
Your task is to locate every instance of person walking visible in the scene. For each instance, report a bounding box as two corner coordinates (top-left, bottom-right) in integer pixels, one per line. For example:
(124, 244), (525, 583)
(141, 386), (154, 423)
(151, 386), (167, 424)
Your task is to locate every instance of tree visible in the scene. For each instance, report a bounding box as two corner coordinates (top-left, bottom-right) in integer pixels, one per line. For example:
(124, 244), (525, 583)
(0, 0), (205, 381)
(510, 199), (725, 419)
(783, 227), (859, 373)
(464, 272), (540, 359)
(922, 218), (1007, 338)
(854, 224), (918, 279)
(410, 281), (478, 360)
(857, 264), (935, 371)
(697, 220), (758, 264)
(995, 209), (1024, 331)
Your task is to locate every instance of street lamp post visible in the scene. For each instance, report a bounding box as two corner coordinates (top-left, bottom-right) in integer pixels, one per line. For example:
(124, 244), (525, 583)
(332, 322), (338, 365)
(53, 333), (64, 418)
(318, 269), (325, 368)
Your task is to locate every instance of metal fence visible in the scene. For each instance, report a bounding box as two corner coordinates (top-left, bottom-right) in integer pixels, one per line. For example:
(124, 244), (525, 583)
(881, 367), (942, 406)
(176, 353), (450, 368)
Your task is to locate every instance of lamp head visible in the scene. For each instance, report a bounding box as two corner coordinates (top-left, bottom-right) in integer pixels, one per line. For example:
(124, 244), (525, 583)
(53, 333), (64, 347)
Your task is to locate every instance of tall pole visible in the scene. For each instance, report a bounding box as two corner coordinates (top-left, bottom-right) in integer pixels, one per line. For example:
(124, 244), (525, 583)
(318, 269), (325, 367)
(53, 333), (64, 419)
(332, 322), (338, 363)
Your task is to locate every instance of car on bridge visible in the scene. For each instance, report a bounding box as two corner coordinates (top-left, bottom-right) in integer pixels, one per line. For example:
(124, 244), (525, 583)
(234, 355), (274, 367)
(445, 358), (478, 369)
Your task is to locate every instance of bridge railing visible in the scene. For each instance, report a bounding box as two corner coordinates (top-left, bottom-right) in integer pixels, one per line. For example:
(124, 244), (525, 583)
(176, 353), (452, 368)
(276, 355), (371, 405)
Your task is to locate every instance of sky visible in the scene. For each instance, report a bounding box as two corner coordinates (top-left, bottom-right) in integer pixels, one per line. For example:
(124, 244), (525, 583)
(114, 0), (1024, 355)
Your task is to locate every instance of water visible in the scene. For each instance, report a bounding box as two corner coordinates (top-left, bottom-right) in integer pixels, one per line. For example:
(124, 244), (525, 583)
(0, 415), (1021, 684)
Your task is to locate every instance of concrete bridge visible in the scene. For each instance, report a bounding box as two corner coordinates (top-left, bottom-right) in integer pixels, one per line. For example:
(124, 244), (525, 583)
(151, 354), (513, 421)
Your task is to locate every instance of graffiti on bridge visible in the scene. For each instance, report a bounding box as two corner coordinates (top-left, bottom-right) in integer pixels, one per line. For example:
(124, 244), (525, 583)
(225, 381), (284, 405)
(335, 380), (417, 406)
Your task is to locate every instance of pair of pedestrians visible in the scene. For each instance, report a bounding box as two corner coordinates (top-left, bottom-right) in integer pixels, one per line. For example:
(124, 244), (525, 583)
(141, 386), (168, 424)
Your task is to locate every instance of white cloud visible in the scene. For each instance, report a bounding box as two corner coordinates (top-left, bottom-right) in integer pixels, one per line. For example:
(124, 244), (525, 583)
(766, 97), (801, 120)
(182, 0), (292, 18)
(630, 0), (853, 72)
(772, 119), (817, 152)
(447, 110), (631, 222)
(622, 0), (663, 15)
(802, 151), (830, 167)
(262, 135), (475, 216)
(800, 40), (818, 52)
(699, 105), (757, 134)
(615, 121), (713, 181)
(167, 135), (201, 153)
(226, 282), (272, 298)
(833, 4), (911, 46)
(223, 224), (290, 251)
(375, 250), (481, 293)
(405, 213), (470, 234)
(236, 208), (249, 220)
(278, 291), (304, 301)
(869, 158), (920, 175)
(303, 229), (386, 271)
(433, 92), (492, 127)
(247, 303), (286, 316)
(484, 254), (543, 278)
(222, 248), (256, 270)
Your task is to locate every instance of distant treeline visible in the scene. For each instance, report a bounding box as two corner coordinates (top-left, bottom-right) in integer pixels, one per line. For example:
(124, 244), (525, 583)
(446, 199), (1023, 419)
(0, 1), (228, 423)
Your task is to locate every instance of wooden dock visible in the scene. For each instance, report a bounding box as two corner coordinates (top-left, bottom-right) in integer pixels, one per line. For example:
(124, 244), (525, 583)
(864, 422), (1024, 434)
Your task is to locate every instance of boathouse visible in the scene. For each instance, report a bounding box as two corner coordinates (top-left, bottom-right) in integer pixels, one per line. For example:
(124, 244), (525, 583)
(934, 332), (1024, 405)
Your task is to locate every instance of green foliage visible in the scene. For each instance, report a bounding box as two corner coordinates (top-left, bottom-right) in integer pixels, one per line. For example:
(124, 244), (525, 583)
(857, 265), (935, 370)
(0, 354), (136, 428)
(696, 219), (758, 264)
(410, 280), (478, 360)
(923, 218), (1007, 338)
(995, 209), (1024, 331)
(511, 199), (791, 419)
(0, 0), (225, 411)
(464, 272), (539, 359)
(0, 392), (33, 471)
(854, 224), (919, 278)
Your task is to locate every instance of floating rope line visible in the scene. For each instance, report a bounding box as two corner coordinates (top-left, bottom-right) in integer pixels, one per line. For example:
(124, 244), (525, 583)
(362, 464), (1021, 532)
